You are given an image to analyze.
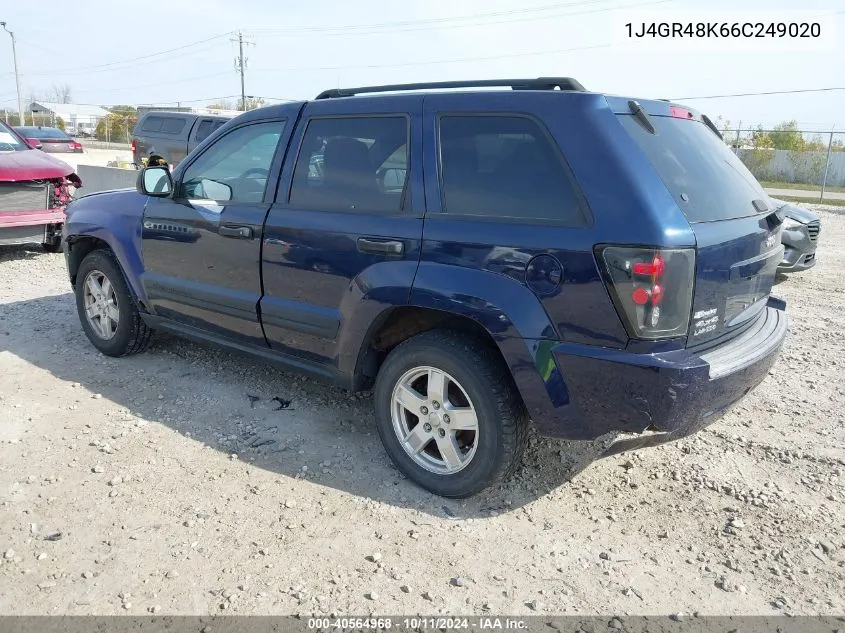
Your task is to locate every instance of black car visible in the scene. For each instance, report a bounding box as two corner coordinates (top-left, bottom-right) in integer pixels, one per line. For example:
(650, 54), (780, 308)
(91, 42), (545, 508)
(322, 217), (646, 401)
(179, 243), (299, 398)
(770, 198), (821, 273)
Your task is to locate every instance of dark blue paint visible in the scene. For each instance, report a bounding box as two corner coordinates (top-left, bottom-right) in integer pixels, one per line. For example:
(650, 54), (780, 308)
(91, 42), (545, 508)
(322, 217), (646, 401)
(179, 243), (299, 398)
(63, 189), (149, 303)
(62, 89), (788, 447)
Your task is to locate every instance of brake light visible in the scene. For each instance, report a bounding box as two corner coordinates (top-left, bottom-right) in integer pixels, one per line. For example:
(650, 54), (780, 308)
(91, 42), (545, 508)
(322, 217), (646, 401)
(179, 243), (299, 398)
(670, 106), (694, 120)
(131, 139), (137, 153)
(598, 246), (696, 340)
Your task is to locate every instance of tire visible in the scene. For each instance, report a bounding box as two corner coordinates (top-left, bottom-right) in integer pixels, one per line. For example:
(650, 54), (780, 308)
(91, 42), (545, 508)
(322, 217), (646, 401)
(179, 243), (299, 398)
(373, 330), (528, 498)
(74, 249), (153, 357)
(42, 240), (62, 253)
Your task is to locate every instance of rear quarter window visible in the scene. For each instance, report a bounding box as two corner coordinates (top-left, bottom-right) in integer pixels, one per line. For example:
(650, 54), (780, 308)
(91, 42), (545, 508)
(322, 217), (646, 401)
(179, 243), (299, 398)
(437, 114), (588, 225)
(141, 116), (186, 135)
(617, 114), (768, 223)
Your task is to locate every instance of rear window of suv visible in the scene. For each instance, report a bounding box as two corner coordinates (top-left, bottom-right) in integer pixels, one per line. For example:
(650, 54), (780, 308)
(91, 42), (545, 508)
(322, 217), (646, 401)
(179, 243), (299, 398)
(141, 116), (186, 135)
(617, 114), (768, 223)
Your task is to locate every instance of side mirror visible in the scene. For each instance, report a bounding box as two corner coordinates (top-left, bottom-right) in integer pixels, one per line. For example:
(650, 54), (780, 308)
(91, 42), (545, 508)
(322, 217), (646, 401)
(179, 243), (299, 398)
(380, 167), (407, 192)
(137, 166), (173, 197)
(196, 178), (232, 202)
(26, 138), (43, 150)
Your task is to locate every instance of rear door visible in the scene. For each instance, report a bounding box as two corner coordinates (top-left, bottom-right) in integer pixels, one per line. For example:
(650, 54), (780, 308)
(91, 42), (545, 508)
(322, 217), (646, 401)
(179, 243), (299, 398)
(260, 96), (424, 365)
(141, 115), (292, 347)
(615, 104), (783, 347)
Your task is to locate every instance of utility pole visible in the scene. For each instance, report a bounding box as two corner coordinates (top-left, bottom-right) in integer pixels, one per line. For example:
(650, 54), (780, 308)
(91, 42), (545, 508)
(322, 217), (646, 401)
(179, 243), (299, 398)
(820, 125), (835, 204)
(232, 31), (252, 110)
(1, 22), (26, 127)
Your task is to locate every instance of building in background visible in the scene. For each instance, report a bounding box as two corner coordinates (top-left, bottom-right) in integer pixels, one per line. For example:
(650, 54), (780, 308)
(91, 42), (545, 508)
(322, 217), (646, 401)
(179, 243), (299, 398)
(28, 102), (110, 137)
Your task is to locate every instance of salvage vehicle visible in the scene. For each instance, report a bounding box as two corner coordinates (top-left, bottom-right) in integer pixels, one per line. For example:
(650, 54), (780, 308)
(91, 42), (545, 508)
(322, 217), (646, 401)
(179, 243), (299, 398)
(62, 78), (788, 497)
(131, 112), (231, 168)
(0, 120), (81, 251)
(769, 198), (821, 273)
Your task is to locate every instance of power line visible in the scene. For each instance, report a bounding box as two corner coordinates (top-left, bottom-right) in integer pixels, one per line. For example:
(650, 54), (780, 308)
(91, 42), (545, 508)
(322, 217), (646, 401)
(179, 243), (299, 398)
(253, 0), (675, 37)
(255, 43), (610, 73)
(20, 40), (231, 78)
(671, 87), (845, 100)
(17, 32), (233, 77)
(73, 72), (233, 96)
(251, 0), (614, 34)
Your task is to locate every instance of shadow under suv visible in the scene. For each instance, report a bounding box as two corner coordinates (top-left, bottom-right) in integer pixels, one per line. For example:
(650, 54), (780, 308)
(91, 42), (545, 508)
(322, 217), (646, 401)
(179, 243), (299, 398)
(62, 78), (788, 497)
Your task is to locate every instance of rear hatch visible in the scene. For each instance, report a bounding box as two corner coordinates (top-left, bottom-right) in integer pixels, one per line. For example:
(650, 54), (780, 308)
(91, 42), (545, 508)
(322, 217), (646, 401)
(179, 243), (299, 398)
(615, 101), (782, 348)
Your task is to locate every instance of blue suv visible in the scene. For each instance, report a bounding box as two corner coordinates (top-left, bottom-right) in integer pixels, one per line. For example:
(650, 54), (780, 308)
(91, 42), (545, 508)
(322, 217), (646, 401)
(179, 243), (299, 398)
(62, 78), (788, 497)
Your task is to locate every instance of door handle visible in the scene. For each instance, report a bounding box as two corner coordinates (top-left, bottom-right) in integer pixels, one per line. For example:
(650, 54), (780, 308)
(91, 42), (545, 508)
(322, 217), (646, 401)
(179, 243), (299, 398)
(219, 225), (252, 239)
(357, 238), (404, 256)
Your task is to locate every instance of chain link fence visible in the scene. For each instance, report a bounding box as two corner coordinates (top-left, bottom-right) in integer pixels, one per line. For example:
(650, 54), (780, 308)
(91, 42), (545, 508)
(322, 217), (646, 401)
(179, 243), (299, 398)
(726, 128), (845, 204)
(63, 114), (135, 150)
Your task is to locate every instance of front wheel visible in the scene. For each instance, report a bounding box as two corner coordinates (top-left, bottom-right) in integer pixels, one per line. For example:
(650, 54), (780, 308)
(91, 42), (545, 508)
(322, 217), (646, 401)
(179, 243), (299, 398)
(74, 250), (153, 357)
(373, 330), (528, 498)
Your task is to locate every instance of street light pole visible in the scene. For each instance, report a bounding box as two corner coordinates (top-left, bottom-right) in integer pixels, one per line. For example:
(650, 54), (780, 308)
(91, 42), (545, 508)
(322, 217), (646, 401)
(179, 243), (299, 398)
(1, 22), (26, 126)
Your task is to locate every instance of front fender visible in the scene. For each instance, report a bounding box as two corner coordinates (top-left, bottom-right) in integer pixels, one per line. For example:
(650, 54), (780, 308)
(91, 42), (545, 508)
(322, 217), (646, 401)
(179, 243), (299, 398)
(64, 190), (148, 303)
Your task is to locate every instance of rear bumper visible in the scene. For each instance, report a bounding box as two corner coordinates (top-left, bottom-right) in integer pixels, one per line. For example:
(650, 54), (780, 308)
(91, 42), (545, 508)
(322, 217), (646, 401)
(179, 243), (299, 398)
(525, 298), (787, 446)
(0, 209), (65, 246)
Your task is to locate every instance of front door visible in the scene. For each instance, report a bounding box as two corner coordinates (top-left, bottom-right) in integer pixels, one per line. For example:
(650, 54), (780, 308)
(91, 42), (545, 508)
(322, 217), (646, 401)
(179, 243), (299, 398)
(141, 118), (291, 347)
(260, 97), (424, 366)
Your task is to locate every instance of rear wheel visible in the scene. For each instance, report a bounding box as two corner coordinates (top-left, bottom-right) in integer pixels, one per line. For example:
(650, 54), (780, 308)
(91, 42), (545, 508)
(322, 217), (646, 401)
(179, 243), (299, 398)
(74, 250), (153, 357)
(374, 330), (528, 498)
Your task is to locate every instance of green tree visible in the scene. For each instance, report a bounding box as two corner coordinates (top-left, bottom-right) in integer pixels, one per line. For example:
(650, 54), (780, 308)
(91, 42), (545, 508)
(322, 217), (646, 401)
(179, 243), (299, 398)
(767, 120), (805, 151)
(206, 100), (235, 110)
(737, 126), (775, 179)
(237, 96), (264, 111)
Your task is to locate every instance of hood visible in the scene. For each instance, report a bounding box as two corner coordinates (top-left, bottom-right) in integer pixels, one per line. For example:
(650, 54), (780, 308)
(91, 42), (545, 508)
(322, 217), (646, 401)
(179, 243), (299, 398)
(769, 198), (820, 224)
(0, 149), (75, 182)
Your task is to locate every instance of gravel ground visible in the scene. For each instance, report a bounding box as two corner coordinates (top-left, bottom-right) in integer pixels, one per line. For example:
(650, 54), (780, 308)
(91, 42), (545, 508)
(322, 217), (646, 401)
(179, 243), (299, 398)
(0, 207), (843, 616)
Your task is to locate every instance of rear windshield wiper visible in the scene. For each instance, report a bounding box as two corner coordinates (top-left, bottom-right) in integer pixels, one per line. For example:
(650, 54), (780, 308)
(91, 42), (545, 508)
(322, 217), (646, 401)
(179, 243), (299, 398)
(627, 100), (655, 134)
(701, 114), (723, 140)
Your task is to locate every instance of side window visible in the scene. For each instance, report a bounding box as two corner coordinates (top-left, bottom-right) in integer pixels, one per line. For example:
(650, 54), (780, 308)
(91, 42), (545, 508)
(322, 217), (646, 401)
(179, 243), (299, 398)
(438, 115), (587, 224)
(181, 121), (285, 204)
(161, 118), (186, 134)
(141, 116), (164, 133)
(194, 119), (214, 143)
(289, 116), (408, 212)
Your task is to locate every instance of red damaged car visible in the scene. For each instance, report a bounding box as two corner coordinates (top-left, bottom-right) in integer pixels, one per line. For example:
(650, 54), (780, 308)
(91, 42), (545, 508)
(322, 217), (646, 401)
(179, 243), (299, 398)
(0, 119), (81, 252)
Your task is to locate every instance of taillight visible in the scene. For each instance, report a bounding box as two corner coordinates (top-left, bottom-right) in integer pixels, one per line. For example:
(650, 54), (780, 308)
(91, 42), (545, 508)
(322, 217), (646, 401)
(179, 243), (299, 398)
(597, 246), (695, 340)
(131, 139), (137, 153)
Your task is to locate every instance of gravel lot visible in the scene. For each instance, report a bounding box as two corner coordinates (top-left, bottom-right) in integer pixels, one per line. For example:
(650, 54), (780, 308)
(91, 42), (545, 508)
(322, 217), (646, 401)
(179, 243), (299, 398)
(1, 206), (843, 617)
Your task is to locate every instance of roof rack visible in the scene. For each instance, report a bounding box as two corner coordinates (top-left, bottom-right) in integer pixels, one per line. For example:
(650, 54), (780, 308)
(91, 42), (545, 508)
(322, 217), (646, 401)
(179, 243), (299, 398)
(315, 77), (586, 100)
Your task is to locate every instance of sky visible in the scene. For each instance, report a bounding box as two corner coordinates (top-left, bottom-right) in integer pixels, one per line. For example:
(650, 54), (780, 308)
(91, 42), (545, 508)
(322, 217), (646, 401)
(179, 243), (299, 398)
(1, 0), (843, 131)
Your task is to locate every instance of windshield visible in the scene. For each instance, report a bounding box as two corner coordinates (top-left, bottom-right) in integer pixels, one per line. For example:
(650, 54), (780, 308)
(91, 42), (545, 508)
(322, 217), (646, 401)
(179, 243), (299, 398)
(16, 126), (69, 140)
(617, 113), (768, 223)
(0, 121), (28, 152)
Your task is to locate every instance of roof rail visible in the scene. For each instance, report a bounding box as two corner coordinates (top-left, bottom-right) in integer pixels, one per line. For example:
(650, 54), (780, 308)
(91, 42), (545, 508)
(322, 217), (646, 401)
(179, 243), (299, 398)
(315, 77), (586, 100)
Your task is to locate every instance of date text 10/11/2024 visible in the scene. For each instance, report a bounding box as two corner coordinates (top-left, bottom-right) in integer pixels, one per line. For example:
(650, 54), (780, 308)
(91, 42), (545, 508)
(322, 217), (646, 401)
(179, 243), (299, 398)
(307, 617), (528, 630)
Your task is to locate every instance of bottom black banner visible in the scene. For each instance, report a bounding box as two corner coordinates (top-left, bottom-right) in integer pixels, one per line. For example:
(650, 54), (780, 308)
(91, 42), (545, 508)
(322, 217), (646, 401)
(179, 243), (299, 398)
(0, 616), (843, 633)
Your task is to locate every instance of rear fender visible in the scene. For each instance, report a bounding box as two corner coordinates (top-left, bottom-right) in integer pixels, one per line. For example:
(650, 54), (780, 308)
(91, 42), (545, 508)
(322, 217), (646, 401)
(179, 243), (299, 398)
(408, 262), (576, 434)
